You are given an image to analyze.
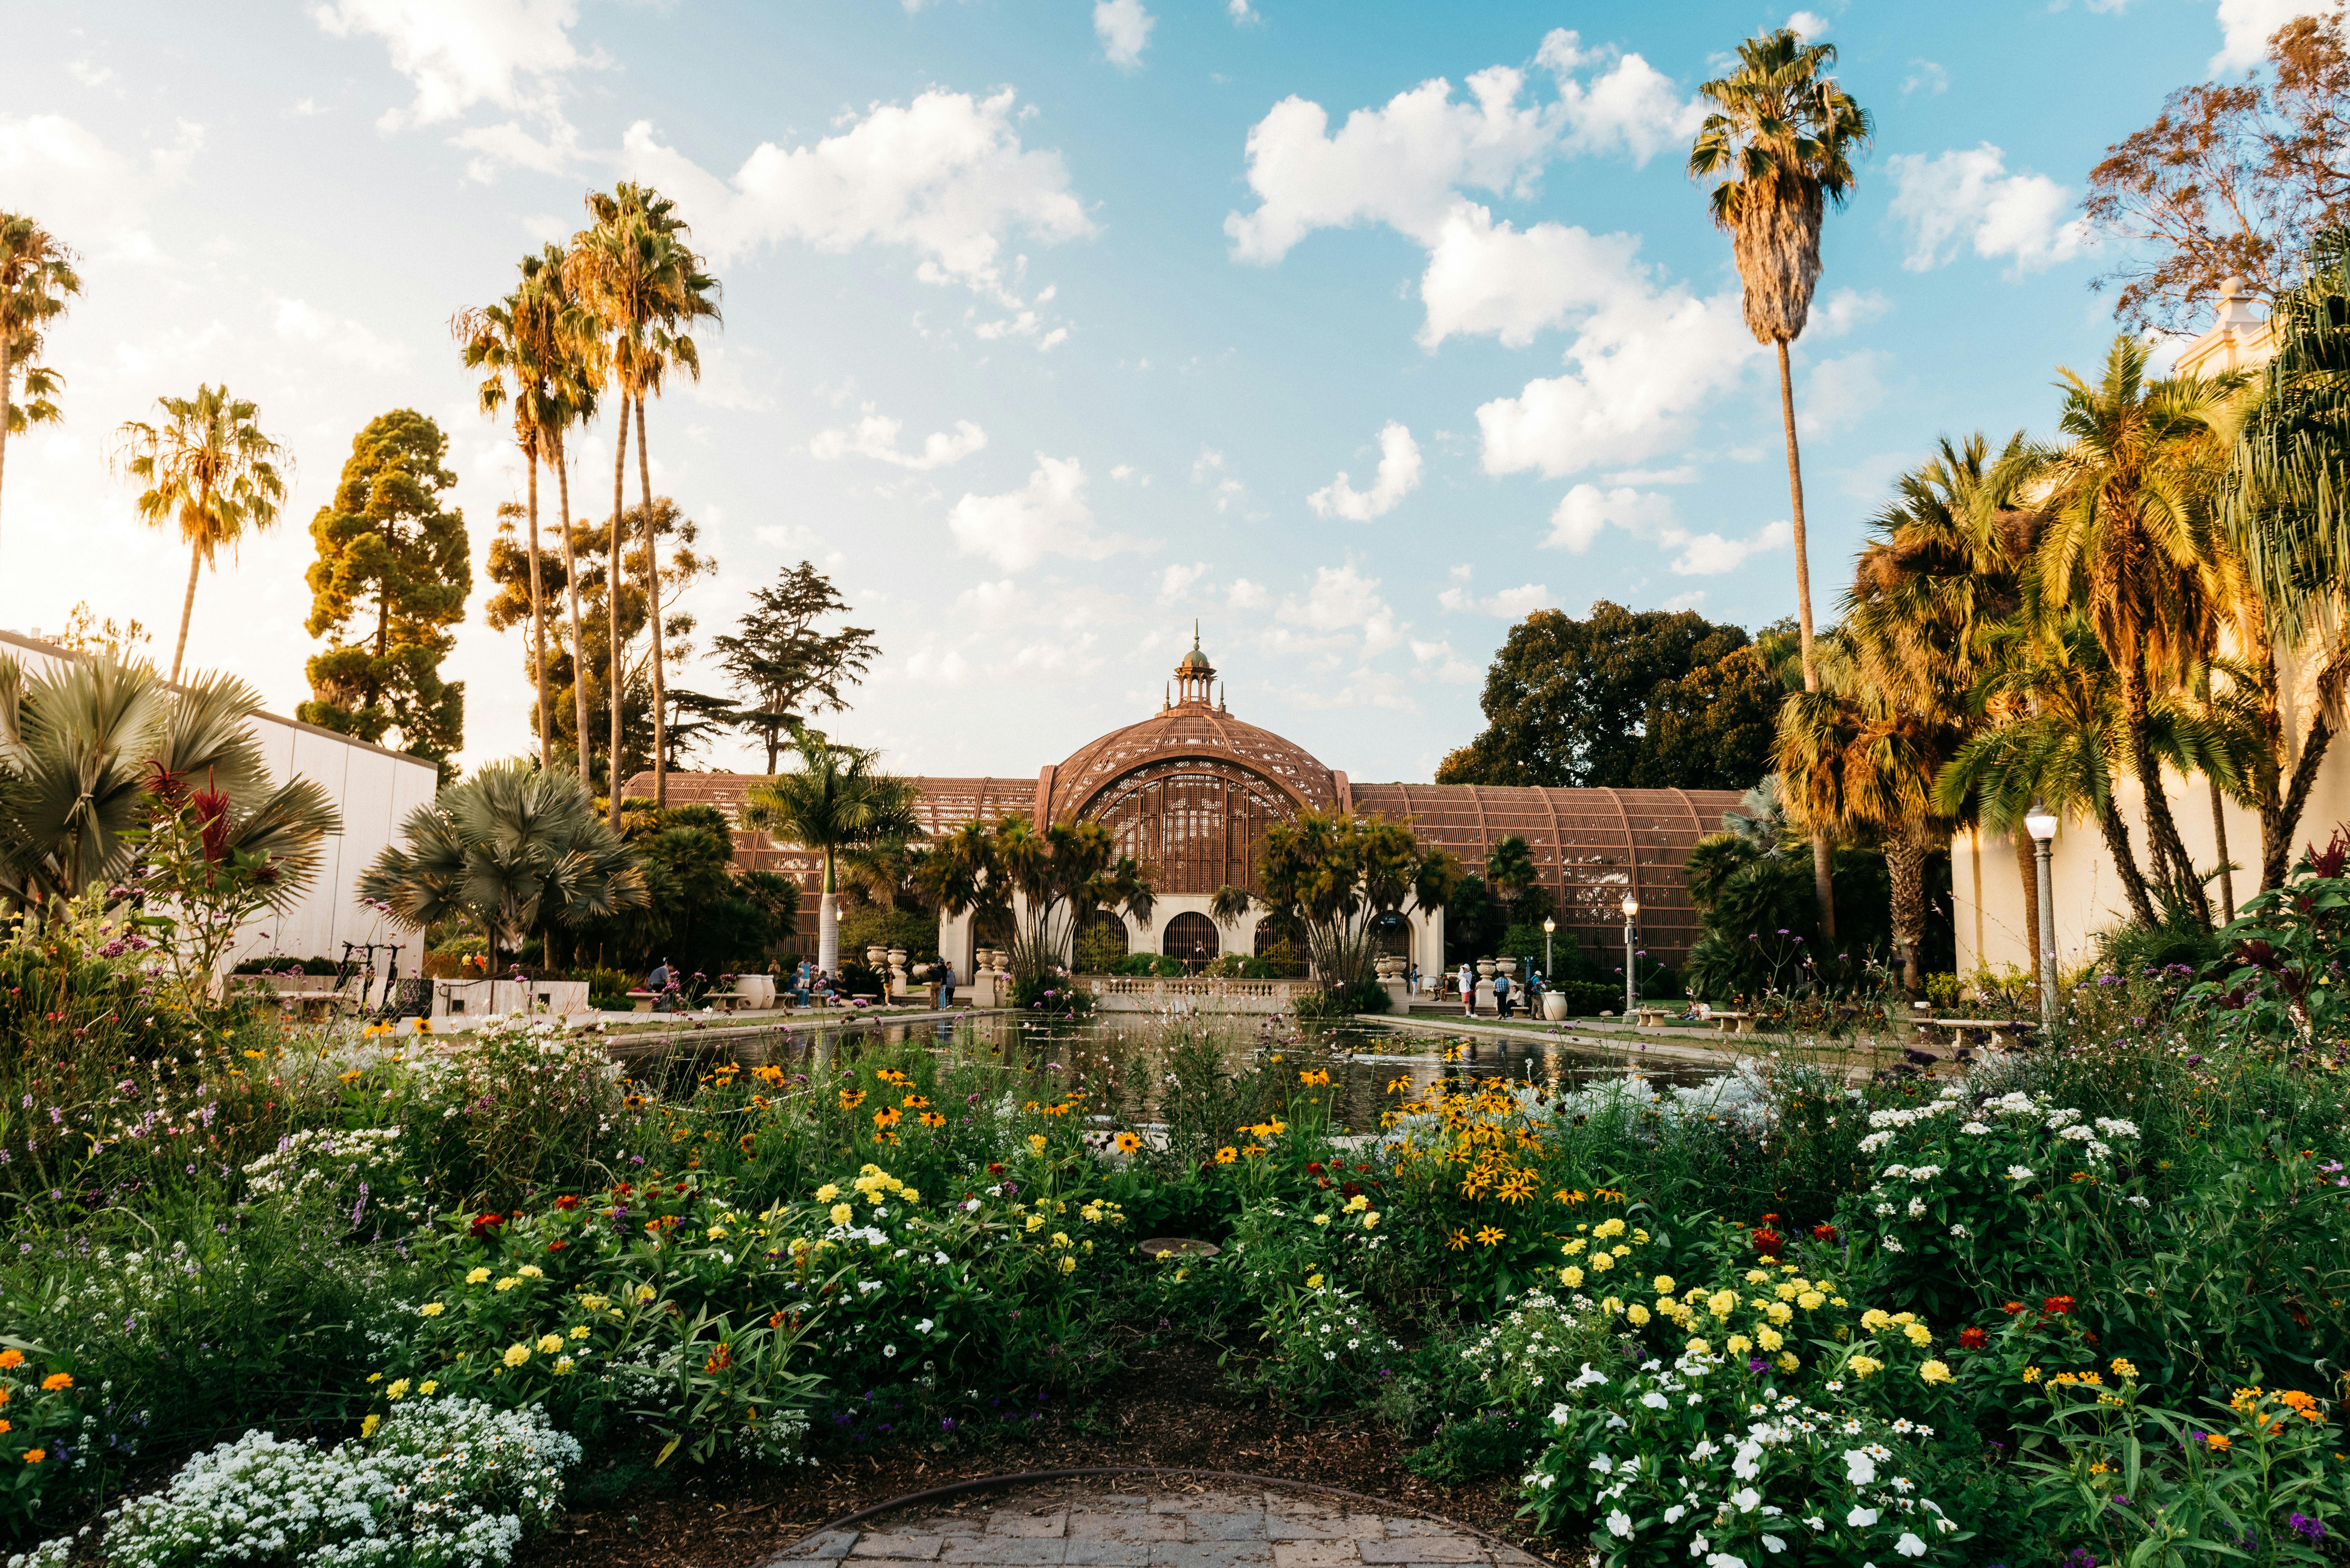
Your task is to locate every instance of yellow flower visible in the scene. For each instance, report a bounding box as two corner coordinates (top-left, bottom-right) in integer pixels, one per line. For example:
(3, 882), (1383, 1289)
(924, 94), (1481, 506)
(1305, 1273), (1324, 1289)
(517, 1265), (544, 1279)
(360, 1415), (381, 1439)
(1113, 1132), (1143, 1154)
(502, 1343), (530, 1368)
(2111, 1358), (2140, 1382)
(554, 1357), (574, 1375)
(829, 1204), (854, 1227)
(1344, 1194), (1370, 1213)
(1726, 1334), (1753, 1356)
(1850, 1355), (1883, 1379)
(386, 1379), (411, 1401)
(419, 1303), (445, 1318)
(1687, 1337), (1712, 1357)
(901, 1188), (921, 1204)
(1652, 1275), (1676, 1296)
(1475, 1226), (1506, 1248)
(494, 1278), (518, 1293)
(1796, 1290), (1825, 1311)
(1904, 1322), (1932, 1348)
(1057, 1255), (1077, 1275)
(1860, 1309), (1893, 1334)
(1050, 1232), (1072, 1248)
(1708, 1290), (1738, 1319)
(814, 1183), (841, 1202)
(1626, 1303), (1651, 1327)
(1559, 1265), (1586, 1288)
(1561, 1238), (1587, 1256)
(418, 1380), (437, 1396)
(537, 1334), (564, 1355)
(1775, 1352), (1800, 1373)
(1028, 1134), (1049, 1154)
(1766, 1302), (1795, 1325)
(1756, 1326), (1784, 1352)
(368, 1373), (383, 1384)
(1594, 1218), (1625, 1239)
(465, 1267), (491, 1285)
(2205, 1433), (2232, 1452)
(1361, 1212), (1380, 1231)
(1215, 1147), (1238, 1164)
(2021, 1366), (2042, 1384)
(1025, 1214), (1046, 1232)
(1588, 1250), (1612, 1272)
(1920, 1359), (1954, 1385)
(1744, 1269), (1771, 1285)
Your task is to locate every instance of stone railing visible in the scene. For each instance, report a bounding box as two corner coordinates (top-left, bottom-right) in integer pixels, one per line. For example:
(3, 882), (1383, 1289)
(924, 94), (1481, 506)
(1082, 976), (1313, 1012)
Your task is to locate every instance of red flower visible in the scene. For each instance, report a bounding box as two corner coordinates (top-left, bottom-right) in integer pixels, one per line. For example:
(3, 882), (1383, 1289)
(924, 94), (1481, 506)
(554, 1195), (580, 1211)
(546, 1239), (569, 1252)
(2000, 1300), (2027, 1315)
(1958, 1326), (1989, 1350)
(1811, 1223), (1838, 1242)
(1751, 1226), (1786, 1253)
(469, 1212), (505, 1237)
(2042, 1295), (2076, 1316)
(1305, 1161), (1326, 1175)
(986, 1162), (1005, 1175)
(1341, 1182), (1363, 1200)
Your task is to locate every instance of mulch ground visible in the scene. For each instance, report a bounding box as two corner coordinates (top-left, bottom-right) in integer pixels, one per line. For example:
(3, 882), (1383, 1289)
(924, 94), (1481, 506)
(513, 1339), (1586, 1568)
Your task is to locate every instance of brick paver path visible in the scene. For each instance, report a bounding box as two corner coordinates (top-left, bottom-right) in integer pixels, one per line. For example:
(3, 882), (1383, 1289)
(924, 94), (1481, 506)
(769, 1482), (1543, 1568)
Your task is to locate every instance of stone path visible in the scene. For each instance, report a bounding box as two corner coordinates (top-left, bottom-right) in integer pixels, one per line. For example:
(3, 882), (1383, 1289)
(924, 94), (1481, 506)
(769, 1483), (1545, 1568)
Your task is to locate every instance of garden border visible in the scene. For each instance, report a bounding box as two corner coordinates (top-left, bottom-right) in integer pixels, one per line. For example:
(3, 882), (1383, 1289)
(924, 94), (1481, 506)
(776, 1465), (1548, 1564)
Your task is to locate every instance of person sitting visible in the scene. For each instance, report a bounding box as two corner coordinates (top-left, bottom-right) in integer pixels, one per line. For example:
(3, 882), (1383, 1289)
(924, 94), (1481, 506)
(646, 958), (673, 1012)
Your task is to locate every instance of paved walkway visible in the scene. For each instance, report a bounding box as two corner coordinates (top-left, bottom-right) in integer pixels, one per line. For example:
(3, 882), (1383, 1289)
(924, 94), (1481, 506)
(772, 1482), (1544, 1568)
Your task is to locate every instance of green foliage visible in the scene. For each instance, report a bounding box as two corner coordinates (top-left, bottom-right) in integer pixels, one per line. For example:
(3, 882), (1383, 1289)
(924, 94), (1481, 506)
(1679, 840), (1893, 998)
(296, 409), (471, 766)
(1114, 951), (1185, 977)
(1072, 916), (1129, 974)
(572, 803), (781, 976)
(1437, 601), (1781, 791)
(709, 561), (880, 774)
(839, 903), (938, 964)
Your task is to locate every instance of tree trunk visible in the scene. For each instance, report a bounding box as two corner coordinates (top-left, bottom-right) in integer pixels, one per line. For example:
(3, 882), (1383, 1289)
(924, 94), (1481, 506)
(2118, 643), (2210, 923)
(170, 481), (211, 684)
(2096, 796), (2162, 929)
(1887, 824), (1925, 993)
(553, 436), (591, 788)
(817, 850), (839, 977)
(2266, 664), (2345, 887)
(607, 395), (630, 828)
(635, 393), (666, 808)
(2209, 775), (2235, 924)
(526, 441), (550, 769)
(1775, 339), (1836, 942)
(0, 331), (13, 561)
(2014, 828), (2040, 981)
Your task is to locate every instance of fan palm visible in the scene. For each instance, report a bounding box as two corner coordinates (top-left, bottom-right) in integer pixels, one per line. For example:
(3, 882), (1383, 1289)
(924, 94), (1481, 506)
(1689, 26), (1872, 940)
(741, 733), (919, 974)
(113, 386), (289, 683)
(980, 815), (1156, 985)
(0, 652), (337, 917)
(358, 759), (646, 972)
(570, 184), (721, 815)
(2033, 335), (2243, 924)
(0, 213), (81, 557)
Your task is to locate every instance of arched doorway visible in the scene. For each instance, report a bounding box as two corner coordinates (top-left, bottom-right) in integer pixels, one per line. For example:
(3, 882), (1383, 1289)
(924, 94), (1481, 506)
(1161, 911), (1220, 970)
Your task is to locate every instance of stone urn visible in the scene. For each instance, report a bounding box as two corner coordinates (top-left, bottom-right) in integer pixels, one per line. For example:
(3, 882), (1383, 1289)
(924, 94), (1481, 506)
(1542, 993), (1569, 1021)
(1476, 958), (1496, 981)
(1496, 957), (1518, 979)
(864, 946), (886, 971)
(888, 947), (908, 971)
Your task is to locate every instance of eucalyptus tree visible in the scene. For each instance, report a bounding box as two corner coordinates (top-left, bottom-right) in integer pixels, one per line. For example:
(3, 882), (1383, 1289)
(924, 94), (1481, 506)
(571, 183), (720, 813)
(358, 760), (646, 974)
(0, 213), (79, 557)
(1688, 26), (1873, 940)
(113, 386), (289, 683)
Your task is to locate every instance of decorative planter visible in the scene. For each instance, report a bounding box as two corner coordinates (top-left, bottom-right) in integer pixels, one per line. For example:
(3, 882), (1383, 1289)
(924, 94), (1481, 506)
(1496, 958), (1518, 979)
(887, 947), (908, 970)
(1543, 993), (1568, 1021)
(1476, 959), (1496, 980)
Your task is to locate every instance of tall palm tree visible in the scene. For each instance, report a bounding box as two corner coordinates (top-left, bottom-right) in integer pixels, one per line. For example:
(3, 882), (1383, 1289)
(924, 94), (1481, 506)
(0, 213), (81, 558)
(2033, 335), (2241, 924)
(457, 282), (552, 767)
(570, 183), (720, 812)
(113, 386), (288, 683)
(741, 733), (919, 974)
(1689, 27), (1872, 943)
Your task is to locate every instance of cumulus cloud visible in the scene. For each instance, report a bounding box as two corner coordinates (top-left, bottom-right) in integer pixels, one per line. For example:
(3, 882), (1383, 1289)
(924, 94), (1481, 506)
(1094, 0), (1153, 69)
(945, 455), (1134, 571)
(1277, 563), (1403, 655)
(311, 0), (598, 131)
(273, 298), (413, 372)
(1668, 520), (1792, 576)
(1477, 288), (1760, 478)
(1786, 10), (1831, 38)
(1416, 204), (1649, 348)
(1538, 484), (1789, 576)
(1191, 447), (1248, 513)
(1308, 421), (1423, 521)
(1438, 580), (1556, 617)
(1888, 144), (2092, 275)
(1158, 561), (1208, 599)
(810, 406), (987, 469)
(1227, 578), (1269, 610)
(1903, 59), (1950, 95)
(1799, 350), (1890, 437)
(2211, 0), (2317, 71)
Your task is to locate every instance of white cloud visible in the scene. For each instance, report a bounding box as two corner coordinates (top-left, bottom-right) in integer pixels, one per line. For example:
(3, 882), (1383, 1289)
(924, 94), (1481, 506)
(2211, 0), (2315, 71)
(1228, 0), (1258, 20)
(1888, 144), (2093, 275)
(1439, 581), (1556, 617)
(1158, 561), (1208, 599)
(1416, 204), (1650, 348)
(1903, 59), (1949, 95)
(1410, 638), (1480, 683)
(1191, 446), (1247, 512)
(1276, 563), (1403, 654)
(1227, 578), (1269, 610)
(1799, 350), (1890, 437)
(1094, 0), (1153, 69)
(1668, 520), (1792, 576)
(1786, 11), (1831, 38)
(273, 298), (413, 372)
(1308, 421), (1423, 521)
(1478, 287), (1760, 478)
(1544, 483), (1677, 552)
(1536, 31), (1707, 163)
(311, 0), (596, 130)
(0, 114), (186, 260)
(810, 406), (987, 470)
(70, 60), (114, 88)
(945, 455), (1134, 572)
(613, 90), (1091, 301)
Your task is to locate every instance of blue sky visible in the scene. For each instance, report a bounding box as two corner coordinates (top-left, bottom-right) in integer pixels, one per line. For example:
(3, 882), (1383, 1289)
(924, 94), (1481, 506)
(0, 0), (2308, 783)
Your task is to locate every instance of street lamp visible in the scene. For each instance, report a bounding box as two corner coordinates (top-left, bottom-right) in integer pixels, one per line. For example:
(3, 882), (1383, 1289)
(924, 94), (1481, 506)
(1543, 916), (1555, 977)
(1620, 892), (1639, 1016)
(2024, 801), (2059, 1030)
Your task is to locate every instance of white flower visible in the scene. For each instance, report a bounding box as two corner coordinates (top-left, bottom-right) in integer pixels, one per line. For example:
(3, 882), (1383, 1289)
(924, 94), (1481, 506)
(1882, 1237), (1905, 1253)
(1960, 1121), (1991, 1136)
(2125, 1194), (2151, 1209)
(2058, 1124), (2096, 1142)
(1843, 1448), (1879, 1485)
(2094, 1116), (2140, 1138)
(1895, 1533), (1927, 1558)
(882, 1344), (898, 1357)
(1589, 1455), (1614, 1473)
(1762, 1537), (1786, 1555)
(1847, 1507), (1879, 1527)
(1704, 1556), (1748, 1568)
(1904, 1165), (1942, 1182)
(2005, 1165), (2037, 1182)
(1905, 1198), (1927, 1219)
(1948, 1223), (1969, 1239)
(1606, 1508), (1633, 1538)
(915, 1319), (934, 1333)
(1663, 1505), (1688, 1524)
(1734, 1440), (1764, 1479)
(1730, 1487), (1761, 1512)
(1641, 1391), (1670, 1410)
(1874, 1202), (1895, 1217)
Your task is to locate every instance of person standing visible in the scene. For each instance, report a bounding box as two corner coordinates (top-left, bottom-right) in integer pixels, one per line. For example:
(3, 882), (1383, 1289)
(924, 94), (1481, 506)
(939, 956), (956, 1009)
(1494, 968), (1513, 1020)
(1458, 960), (1475, 1017)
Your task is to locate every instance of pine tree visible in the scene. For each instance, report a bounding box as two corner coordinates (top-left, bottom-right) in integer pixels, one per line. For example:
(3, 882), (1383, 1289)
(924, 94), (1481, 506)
(298, 409), (471, 770)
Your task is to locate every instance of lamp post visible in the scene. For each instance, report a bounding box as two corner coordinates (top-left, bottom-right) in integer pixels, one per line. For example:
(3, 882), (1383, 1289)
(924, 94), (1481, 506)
(1543, 916), (1555, 977)
(2024, 801), (2059, 1030)
(1620, 892), (1639, 1016)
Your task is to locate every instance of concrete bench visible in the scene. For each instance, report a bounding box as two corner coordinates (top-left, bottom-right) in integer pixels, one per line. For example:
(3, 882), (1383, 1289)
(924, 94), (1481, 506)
(1633, 1007), (1676, 1029)
(1705, 1011), (1758, 1036)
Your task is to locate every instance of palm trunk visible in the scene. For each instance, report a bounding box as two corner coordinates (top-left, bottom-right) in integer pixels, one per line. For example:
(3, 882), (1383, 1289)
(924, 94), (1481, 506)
(2014, 828), (2041, 981)
(2266, 662), (2345, 888)
(2119, 645), (2209, 923)
(817, 849), (839, 976)
(525, 441), (550, 769)
(1776, 339), (1836, 942)
(2095, 796), (2161, 929)
(607, 395), (630, 829)
(0, 331), (13, 561)
(1887, 824), (1925, 993)
(2209, 776), (2235, 924)
(553, 436), (591, 788)
(170, 508), (207, 685)
(634, 393), (666, 807)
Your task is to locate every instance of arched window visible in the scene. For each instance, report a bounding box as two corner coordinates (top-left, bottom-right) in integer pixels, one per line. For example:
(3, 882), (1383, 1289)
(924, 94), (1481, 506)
(1161, 911), (1220, 966)
(1074, 911), (1130, 972)
(1372, 911), (1411, 958)
(1086, 761), (1295, 895)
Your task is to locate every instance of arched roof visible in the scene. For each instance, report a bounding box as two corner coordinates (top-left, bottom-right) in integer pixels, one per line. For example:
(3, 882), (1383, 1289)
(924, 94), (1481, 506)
(1045, 706), (1337, 821)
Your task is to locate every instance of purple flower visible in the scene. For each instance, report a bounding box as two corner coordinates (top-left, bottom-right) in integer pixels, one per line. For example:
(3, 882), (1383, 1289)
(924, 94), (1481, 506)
(1749, 1357), (1767, 1372)
(2289, 1514), (2327, 1544)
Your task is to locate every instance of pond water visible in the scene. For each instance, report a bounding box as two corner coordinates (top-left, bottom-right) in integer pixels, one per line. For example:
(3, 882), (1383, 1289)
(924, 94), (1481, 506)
(711, 1010), (1724, 1135)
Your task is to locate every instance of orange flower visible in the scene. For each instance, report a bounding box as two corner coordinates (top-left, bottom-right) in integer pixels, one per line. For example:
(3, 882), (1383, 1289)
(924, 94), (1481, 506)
(874, 1106), (902, 1130)
(39, 1374), (70, 1393)
(20, 1449), (41, 1464)
(0, 1351), (21, 1371)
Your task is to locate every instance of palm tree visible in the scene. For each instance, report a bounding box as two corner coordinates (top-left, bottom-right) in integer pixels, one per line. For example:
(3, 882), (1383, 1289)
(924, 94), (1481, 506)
(570, 183), (721, 812)
(741, 732), (919, 974)
(114, 386), (289, 683)
(2033, 335), (2242, 924)
(359, 759), (646, 973)
(0, 213), (81, 557)
(0, 652), (337, 918)
(1689, 27), (1872, 942)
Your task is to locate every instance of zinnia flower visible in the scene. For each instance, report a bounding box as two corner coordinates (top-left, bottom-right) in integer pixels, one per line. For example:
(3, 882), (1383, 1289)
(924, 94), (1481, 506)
(503, 1343), (530, 1368)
